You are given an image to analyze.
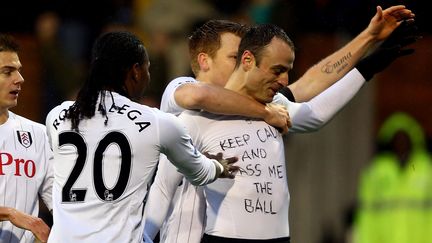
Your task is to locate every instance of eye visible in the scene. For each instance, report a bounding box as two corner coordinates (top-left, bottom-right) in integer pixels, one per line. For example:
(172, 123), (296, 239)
(1, 70), (12, 76)
(273, 68), (284, 76)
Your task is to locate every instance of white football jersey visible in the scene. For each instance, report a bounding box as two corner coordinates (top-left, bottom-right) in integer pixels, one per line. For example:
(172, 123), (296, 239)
(144, 77), (209, 243)
(46, 91), (219, 243)
(160, 76), (198, 115)
(0, 111), (53, 243)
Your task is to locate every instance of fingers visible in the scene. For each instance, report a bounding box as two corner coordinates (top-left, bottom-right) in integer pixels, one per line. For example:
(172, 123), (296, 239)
(275, 125), (288, 135)
(225, 165), (240, 179)
(389, 9), (415, 22)
(204, 152), (223, 160)
(383, 5), (407, 14)
(381, 5), (415, 27)
(375, 6), (383, 20)
(225, 156), (238, 164)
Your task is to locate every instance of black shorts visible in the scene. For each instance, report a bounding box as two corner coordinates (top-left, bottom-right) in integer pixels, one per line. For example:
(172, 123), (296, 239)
(201, 234), (290, 243)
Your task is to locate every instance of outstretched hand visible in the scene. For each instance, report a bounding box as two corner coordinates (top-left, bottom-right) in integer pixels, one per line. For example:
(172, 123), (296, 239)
(367, 5), (415, 42)
(356, 20), (420, 81)
(204, 152), (239, 179)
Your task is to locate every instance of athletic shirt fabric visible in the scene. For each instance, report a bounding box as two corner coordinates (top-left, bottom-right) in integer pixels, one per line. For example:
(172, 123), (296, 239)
(145, 69), (366, 241)
(144, 76), (207, 243)
(46, 91), (218, 243)
(179, 110), (289, 239)
(0, 111), (53, 243)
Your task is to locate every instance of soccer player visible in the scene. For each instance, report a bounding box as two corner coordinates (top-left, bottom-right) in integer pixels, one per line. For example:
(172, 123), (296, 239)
(143, 5), (416, 243)
(0, 34), (52, 242)
(45, 31), (239, 243)
(185, 22), (416, 242)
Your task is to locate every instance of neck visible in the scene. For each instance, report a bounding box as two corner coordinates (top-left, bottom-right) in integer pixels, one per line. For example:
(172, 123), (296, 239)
(224, 69), (249, 97)
(195, 73), (215, 85)
(0, 109), (9, 125)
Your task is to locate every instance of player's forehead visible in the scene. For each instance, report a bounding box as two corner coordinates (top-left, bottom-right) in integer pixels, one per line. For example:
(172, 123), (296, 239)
(261, 38), (294, 70)
(0, 51), (21, 69)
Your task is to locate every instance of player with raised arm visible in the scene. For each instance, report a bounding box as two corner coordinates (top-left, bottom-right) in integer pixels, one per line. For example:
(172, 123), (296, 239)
(189, 21), (417, 242)
(143, 5), (417, 243)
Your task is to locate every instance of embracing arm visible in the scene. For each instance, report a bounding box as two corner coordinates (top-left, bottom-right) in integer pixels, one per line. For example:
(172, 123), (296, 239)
(159, 112), (238, 185)
(175, 82), (290, 133)
(289, 5), (415, 102)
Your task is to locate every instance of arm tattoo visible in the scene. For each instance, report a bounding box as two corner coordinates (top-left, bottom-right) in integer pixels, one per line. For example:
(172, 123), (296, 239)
(320, 52), (352, 74)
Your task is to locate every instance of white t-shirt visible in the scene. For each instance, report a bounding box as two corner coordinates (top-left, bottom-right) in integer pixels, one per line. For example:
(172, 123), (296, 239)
(46, 91), (219, 243)
(180, 110), (289, 239)
(0, 111), (53, 243)
(144, 69), (366, 240)
(180, 67), (365, 239)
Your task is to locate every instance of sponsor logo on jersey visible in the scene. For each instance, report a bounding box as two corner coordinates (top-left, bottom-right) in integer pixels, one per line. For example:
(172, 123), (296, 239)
(0, 151), (36, 177)
(16, 131), (33, 148)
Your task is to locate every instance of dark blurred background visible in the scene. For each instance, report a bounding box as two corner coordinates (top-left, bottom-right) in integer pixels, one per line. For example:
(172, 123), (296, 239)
(2, 1), (431, 243)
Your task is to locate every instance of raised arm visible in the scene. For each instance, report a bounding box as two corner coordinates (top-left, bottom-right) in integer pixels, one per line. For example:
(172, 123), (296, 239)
(289, 5), (415, 102)
(279, 26), (417, 133)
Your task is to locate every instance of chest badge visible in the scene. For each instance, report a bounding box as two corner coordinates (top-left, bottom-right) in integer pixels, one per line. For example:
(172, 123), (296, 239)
(16, 131), (33, 148)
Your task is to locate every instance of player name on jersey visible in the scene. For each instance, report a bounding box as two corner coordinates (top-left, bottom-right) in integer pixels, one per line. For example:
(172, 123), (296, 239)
(50, 103), (151, 132)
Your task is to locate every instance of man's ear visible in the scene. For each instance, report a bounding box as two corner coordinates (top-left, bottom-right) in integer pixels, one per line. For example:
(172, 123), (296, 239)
(131, 63), (141, 82)
(197, 53), (210, 72)
(241, 50), (255, 70)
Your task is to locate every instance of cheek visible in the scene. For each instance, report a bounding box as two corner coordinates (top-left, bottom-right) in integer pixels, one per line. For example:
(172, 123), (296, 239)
(221, 59), (235, 70)
(220, 70), (231, 81)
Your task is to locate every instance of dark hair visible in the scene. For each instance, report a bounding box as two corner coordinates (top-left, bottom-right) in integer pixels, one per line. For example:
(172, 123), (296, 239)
(66, 31), (148, 131)
(188, 20), (248, 76)
(235, 24), (294, 67)
(0, 34), (19, 52)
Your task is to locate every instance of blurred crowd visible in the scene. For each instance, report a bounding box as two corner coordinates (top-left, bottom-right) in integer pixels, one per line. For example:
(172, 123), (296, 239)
(1, 0), (430, 114)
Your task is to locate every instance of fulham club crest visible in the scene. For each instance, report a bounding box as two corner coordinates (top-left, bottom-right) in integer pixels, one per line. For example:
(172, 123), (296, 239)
(17, 131), (33, 148)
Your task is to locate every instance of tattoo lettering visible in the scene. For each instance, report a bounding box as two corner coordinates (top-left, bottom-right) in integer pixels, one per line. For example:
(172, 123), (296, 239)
(321, 52), (352, 74)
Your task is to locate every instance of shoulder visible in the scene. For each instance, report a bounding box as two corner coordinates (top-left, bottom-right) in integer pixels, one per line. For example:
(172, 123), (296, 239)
(161, 76), (197, 114)
(166, 76), (198, 89)
(46, 101), (74, 118)
(162, 76), (198, 97)
(9, 111), (46, 132)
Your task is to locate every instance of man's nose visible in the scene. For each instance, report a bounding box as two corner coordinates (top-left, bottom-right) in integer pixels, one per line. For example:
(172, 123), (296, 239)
(14, 71), (24, 84)
(277, 72), (289, 87)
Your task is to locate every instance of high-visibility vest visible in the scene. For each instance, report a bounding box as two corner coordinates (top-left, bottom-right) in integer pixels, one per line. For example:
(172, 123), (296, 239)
(354, 113), (432, 243)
